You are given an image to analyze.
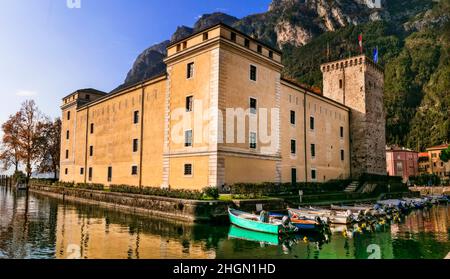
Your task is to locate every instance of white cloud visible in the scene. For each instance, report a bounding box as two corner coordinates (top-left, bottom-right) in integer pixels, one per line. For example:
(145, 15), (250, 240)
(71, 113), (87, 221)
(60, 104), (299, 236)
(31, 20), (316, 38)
(16, 90), (38, 97)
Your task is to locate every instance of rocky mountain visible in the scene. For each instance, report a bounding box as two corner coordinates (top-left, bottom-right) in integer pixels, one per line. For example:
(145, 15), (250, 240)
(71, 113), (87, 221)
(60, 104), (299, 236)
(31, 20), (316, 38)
(114, 0), (450, 150)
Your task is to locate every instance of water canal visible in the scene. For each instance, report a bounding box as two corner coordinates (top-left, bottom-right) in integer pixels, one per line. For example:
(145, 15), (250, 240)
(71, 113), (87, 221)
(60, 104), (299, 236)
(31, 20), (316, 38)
(0, 186), (448, 259)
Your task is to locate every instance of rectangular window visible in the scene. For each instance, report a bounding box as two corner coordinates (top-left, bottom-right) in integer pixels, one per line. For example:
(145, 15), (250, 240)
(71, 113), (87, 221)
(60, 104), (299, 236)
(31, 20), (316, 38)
(339, 79), (343, 89)
(86, 94), (90, 100)
(133, 139), (139, 152)
(90, 123), (94, 134)
(107, 167), (112, 182)
(249, 98), (257, 114)
(202, 32), (208, 41)
(182, 41), (187, 49)
(88, 167), (93, 181)
(341, 150), (345, 161)
(230, 32), (236, 42)
(250, 65), (257, 81)
(257, 45), (262, 53)
(340, 126), (344, 138)
(65, 168), (68, 175)
(176, 44), (181, 52)
(66, 130), (70, 140)
(186, 96), (193, 112)
(187, 62), (194, 79)
(311, 144), (316, 158)
(65, 150), (69, 159)
(291, 168), (297, 185)
(250, 132), (257, 149)
(80, 168), (84, 175)
(89, 146), (93, 157)
(311, 169), (317, 180)
(184, 164), (193, 176)
(67, 111), (71, 120)
(291, 140), (296, 155)
(310, 116), (315, 130)
(133, 111), (139, 124)
(131, 166), (138, 175)
(185, 130), (193, 147)
(269, 51), (273, 59)
(290, 111), (296, 125)
(244, 39), (250, 48)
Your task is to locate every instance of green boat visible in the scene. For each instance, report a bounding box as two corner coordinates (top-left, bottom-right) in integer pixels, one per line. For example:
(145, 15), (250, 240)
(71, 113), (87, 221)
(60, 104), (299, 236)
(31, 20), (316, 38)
(228, 225), (283, 245)
(228, 208), (295, 235)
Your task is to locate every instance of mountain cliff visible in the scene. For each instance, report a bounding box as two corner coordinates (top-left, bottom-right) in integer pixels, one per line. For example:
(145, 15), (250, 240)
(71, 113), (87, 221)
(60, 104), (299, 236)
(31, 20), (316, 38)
(115, 0), (450, 150)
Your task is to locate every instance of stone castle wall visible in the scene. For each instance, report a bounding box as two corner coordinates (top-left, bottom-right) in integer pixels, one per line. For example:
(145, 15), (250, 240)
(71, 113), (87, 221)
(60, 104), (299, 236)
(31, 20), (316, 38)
(322, 55), (386, 177)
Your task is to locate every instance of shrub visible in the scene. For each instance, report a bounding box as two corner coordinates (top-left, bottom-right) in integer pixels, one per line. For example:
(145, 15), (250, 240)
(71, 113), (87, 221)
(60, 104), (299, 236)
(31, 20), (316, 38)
(29, 178), (57, 186)
(109, 184), (204, 200)
(53, 181), (75, 188)
(76, 183), (104, 191)
(229, 180), (352, 198)
(409, 174), (441, 186)
(202, 186), (220, 199)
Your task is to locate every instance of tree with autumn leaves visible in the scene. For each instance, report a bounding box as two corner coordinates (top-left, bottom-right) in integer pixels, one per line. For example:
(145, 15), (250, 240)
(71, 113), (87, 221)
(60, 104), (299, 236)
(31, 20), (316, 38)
(0, 100), (61, 181)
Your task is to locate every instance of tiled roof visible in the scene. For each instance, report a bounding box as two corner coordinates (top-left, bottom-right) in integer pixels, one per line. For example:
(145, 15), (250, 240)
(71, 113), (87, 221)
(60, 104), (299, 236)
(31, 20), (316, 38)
(427, 144), (449, 151)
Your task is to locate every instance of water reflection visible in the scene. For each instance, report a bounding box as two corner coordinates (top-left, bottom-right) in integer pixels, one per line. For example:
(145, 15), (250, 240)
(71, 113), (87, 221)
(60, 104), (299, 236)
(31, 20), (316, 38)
(0, 186), (449, 259)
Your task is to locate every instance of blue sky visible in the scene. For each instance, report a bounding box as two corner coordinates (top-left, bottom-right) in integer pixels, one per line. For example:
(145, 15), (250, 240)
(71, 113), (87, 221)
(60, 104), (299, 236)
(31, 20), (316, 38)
(0, 0), (271, 124)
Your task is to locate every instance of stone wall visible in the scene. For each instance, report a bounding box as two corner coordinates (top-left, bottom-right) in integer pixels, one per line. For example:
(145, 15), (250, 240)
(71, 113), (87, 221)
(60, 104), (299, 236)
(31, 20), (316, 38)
(29, 184), (289, 223)
(29, 184), (230, 223)
(409, 186), (450, 196)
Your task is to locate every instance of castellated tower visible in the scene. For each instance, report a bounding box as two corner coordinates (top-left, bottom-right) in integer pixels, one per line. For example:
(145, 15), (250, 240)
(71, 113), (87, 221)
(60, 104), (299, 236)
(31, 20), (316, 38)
(321, 55), (386, 177)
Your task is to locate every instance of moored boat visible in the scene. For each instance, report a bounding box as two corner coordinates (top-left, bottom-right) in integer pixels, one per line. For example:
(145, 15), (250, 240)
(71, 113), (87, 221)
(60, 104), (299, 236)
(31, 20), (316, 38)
(228, 208), (296, 235)
(297, 206), (355, 224)
(287, 208), (327, 230)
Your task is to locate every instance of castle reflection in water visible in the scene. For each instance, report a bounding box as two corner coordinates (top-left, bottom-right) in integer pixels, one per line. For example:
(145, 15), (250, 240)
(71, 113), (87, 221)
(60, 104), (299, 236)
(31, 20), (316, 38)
(0, 187), (449, 259)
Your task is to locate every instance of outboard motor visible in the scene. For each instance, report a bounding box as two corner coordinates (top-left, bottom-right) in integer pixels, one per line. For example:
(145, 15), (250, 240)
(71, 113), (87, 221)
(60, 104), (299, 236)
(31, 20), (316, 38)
(282, 215), (290, 227)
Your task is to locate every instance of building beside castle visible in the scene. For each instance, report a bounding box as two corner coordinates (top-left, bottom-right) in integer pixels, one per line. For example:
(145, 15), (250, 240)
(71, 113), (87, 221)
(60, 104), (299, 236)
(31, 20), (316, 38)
(59, 23), (386, 190)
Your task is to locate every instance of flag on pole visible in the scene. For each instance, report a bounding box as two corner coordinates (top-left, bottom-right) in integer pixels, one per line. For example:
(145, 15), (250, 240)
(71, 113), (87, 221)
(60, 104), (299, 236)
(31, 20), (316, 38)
(358, 33), (363, 54)
(327, 42), (330, 61)
(373, 46), (379, 63)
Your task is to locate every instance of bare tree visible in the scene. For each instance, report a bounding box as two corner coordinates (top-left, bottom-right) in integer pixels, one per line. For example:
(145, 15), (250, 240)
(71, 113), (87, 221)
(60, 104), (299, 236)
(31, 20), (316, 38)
(17, 100), (46, 181)
(36, 118), (61, 179)
(0, 112), (23, 172)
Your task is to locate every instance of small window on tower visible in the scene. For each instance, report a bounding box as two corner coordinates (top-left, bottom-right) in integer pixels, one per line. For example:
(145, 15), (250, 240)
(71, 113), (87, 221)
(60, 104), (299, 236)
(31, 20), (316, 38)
(230, 32), (236, 42)
(202, 32), (208, 41)
(257, 45), (262, 53)
(244, 39), (250, 48)
(269, 51), (273, 59)
(339, 79), (343, 89)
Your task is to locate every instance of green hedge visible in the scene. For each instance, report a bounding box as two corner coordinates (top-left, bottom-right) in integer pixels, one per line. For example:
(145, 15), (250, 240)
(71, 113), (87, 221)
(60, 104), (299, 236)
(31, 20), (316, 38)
(30, 178), (57, 186)
(229, 180), (352, 199)
(409, 174), (441, 186)
(76, 183), (105, 191)
(359, 173), (403, 184)
(110, 185), (220, 200)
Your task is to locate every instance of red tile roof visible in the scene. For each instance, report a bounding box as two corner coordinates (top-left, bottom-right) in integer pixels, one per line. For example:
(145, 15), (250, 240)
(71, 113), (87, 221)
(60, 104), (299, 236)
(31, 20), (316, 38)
(426, 144), (449, 151)
(419, 152), (429, 158)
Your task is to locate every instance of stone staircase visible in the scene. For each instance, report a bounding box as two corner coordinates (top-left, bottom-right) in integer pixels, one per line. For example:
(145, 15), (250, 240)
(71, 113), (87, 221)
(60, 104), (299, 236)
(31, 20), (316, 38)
(344, 181), (359, 193)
